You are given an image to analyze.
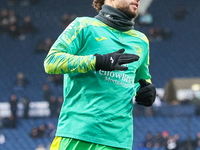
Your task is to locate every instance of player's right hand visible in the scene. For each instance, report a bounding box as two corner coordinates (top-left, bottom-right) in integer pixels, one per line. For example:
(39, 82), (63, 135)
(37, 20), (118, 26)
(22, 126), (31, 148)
(94, 49), (139, 71)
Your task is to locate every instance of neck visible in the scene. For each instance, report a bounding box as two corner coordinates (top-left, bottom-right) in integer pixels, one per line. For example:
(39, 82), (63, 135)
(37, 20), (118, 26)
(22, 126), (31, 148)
(104, 0), (113, 7)
(95, 5), (134, 31)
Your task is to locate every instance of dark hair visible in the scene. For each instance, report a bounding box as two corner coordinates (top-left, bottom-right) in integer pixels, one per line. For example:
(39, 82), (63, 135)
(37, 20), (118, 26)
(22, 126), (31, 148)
(93, 0), (105, 12)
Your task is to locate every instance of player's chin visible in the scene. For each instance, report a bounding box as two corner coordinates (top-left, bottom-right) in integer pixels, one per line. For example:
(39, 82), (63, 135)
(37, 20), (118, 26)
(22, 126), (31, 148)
(126, 11), (138, 19)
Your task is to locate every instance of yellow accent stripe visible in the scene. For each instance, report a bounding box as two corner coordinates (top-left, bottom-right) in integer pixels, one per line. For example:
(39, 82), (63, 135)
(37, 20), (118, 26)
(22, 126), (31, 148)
(50, 137), (62, 150)
(146, 79), (152, 84)
(95, 37), (108, 41)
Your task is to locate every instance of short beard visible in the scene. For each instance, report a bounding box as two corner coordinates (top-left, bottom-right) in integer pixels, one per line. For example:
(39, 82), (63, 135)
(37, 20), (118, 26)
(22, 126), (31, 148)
(118, 7), (137, 18)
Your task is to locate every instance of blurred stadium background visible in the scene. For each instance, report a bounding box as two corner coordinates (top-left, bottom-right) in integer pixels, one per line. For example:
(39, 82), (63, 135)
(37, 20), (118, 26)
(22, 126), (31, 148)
(0, 0), (200, 149)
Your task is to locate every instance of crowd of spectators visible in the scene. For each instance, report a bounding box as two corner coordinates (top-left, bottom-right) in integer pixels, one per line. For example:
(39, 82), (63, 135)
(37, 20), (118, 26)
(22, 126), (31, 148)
(134, 6), (189, 43)
(0, 94), (18, 129)
(137, 131), (200, 150)
(134, 10), (172, 42)
(42, 83), (63, 117)
(0, 93), (30, 129)
(29, 122), (56, 139)
(148, 27), (172, 42)
(0, 70), (63, 132)
(0, 8), (36, 40)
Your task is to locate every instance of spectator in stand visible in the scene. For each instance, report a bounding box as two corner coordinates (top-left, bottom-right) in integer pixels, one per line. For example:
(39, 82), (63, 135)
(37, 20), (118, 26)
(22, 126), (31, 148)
(38, 123), (47, 137)
(34, 37), (54, 53)
(148, 27), (162, 42)
(14, 72), (28, 88)
(61, 13), (71, 28)
(173, 134), (180, 149)
(181, 136), (195, 150)
(8, 10), (18, 26)
(49, 95), (59, 117)
(21, 97), (30, 118)
(148, 27), (172, 42)
(146, 142), (153, 150)
(161, 130), (169, 148)
(191, 95), (200, 116)
(2, 115), (17, 128)
(165, 136), (179, 150)
(48, 74), (63, 85)
(0, 9), (9, 33)
(20, 15), (36, 37)
(9, 93), (18, 117)
(8, 24), (20, 38)
(7, 10), (20, 38)
(0, 9), (9, 19)
(46, 123), (56, 138)
(154, 131), (164, 146)
(14, 72), (28, 97)
(173, 6), (188, 21)
(41, 37), (53, 52)
(30, 127), (39, 138)
(42, 83), (53, 102)
(70, 14), (77, 21)
(144, 132), (154, 148)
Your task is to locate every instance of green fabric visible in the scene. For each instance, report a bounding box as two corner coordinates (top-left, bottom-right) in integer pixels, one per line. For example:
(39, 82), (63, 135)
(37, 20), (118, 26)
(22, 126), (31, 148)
(59, 137), (128, 150)
(44, 17), (151, 150)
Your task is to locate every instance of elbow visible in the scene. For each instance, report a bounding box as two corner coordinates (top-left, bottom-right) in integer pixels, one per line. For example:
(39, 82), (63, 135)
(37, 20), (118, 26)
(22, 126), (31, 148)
(44, 62), (53, 74)
(44, 66), (51, 74)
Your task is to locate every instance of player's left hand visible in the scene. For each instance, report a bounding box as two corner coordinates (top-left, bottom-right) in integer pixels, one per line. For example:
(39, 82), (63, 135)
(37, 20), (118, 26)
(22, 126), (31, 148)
(135, 79), (156, 107)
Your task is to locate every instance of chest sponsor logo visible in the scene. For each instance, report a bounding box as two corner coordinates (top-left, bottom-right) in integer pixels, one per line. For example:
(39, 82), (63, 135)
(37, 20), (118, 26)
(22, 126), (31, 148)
(97, 70), (134, 87)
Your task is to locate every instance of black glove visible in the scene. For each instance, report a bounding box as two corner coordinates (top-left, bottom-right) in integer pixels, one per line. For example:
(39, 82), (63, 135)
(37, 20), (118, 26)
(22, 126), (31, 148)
(94, 49), (139, 71)
(135, 79), (156, 107)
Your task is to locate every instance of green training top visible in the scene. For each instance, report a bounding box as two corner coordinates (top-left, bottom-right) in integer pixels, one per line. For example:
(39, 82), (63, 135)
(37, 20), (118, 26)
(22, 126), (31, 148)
(44, 17), (151, 150)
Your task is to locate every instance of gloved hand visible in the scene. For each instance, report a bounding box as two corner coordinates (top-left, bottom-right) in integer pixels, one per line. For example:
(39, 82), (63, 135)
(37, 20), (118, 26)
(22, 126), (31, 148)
(135, 79), (156, 107)
(94, 49), (139, 71)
